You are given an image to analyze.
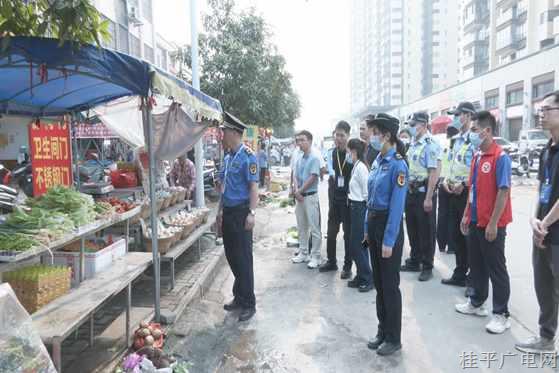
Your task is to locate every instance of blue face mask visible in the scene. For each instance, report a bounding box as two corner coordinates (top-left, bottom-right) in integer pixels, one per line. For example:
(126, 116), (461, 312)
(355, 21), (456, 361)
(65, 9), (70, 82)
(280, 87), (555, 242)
(451, 116), (463, 131)
(370, 135), (383, 151)
(469, 132), (482, 149)
(408, 126), (417, 138)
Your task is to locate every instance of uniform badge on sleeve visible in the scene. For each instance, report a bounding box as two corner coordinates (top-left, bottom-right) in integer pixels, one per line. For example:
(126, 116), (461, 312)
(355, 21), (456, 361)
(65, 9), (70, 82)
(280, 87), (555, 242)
(397, 172), (406, 187)
(250, 163), (258, 175)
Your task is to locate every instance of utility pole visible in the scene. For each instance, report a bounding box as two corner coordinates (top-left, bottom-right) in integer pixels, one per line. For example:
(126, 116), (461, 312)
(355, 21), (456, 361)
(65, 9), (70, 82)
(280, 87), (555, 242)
(191, 0), (205, 207)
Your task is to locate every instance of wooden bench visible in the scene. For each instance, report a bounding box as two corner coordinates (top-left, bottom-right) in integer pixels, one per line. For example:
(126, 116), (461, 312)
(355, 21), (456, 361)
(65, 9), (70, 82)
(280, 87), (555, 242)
(32, 252), (152, 372)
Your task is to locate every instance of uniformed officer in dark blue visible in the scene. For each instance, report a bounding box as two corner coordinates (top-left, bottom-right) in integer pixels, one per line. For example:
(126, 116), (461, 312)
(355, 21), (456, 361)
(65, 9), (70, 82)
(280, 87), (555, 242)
(400, 111), (441, 282)
(217, 112), (259, 322)
(364, 113), (408, 356)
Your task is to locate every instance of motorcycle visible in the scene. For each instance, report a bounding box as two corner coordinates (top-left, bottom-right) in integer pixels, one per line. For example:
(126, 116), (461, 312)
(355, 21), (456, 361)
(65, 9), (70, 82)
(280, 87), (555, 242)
(511, 147), (540, 177)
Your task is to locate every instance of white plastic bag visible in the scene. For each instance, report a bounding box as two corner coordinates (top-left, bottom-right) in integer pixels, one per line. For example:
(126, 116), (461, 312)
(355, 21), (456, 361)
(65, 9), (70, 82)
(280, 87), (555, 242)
(0, 283), (56, 373)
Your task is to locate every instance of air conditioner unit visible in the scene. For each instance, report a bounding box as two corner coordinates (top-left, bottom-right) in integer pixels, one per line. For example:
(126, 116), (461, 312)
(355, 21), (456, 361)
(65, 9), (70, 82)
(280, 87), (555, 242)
(128, 6), (143, 26)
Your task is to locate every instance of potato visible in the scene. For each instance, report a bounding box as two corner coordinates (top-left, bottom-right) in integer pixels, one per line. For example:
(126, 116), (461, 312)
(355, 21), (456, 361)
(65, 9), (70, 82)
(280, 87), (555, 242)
(151, 329), (162, 339)
(141, 328), (151, 337)
(139, 321), (149, 329)
(144, 335), (155, 345)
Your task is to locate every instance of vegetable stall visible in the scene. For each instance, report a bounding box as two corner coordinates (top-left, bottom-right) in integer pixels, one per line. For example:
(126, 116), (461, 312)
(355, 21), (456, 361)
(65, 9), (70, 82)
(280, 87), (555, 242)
(0, 36), (222, 372)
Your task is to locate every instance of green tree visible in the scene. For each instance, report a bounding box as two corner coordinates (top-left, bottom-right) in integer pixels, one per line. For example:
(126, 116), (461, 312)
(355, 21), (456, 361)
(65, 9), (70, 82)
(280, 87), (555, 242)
(0, 0), (110, 48)
(195, 0), (301, 137)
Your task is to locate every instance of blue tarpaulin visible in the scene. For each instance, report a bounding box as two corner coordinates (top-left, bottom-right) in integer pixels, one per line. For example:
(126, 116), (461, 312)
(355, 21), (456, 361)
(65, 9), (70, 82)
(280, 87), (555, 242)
(0, 36), (222, 119)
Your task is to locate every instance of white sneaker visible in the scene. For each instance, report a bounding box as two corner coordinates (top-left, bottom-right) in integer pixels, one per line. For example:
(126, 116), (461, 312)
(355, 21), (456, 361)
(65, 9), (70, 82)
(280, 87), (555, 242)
(486, 314), (511, 334)
(291, 253), (308, 263)
(455, 300), (489, 317)
(307, 259), (319, 269)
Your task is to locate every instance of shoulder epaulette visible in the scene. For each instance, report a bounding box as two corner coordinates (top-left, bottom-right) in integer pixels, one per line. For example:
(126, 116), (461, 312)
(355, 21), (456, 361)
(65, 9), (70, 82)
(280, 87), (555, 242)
(244, 147), (254, 155)
(395, 153), (403, 160)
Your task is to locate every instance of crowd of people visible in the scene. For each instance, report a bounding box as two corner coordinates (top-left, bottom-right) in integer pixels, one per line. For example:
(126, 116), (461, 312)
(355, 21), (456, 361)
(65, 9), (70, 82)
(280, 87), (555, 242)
(215, 91), (559, 359)
(287, 91), (559, 357)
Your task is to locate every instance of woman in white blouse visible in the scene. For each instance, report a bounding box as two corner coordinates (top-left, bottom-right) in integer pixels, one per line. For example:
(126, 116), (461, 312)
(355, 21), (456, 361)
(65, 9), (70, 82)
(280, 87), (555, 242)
(347, 138), (374, 292)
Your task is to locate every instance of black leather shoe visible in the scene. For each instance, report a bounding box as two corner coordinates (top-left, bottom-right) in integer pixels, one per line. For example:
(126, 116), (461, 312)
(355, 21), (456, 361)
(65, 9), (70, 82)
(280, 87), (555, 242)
(367, 336), (384, 350)
(348, 278), (361, 288)
(358, 283), (373, 292)
(400, 262), (421, 272)
(319, 261), (338, 272)
(418, 269), (433, 282)
(224, 299), (241, 311)
(465, 286), (475, 298)
(377, 342), (402, 356)
(238, 308), (256, 322)
(441, 277), (466, 287)
(340, 270), (352, 280)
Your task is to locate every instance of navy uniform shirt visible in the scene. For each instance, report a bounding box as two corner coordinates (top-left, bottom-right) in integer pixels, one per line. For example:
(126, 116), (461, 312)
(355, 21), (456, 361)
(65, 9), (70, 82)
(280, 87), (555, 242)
(364, 148), (408, 247)
(218, 144), (259, 207)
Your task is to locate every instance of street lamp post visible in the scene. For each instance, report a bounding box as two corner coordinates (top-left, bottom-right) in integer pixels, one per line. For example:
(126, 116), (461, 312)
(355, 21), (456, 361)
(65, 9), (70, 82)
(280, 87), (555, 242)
(191, 0), (205, 208)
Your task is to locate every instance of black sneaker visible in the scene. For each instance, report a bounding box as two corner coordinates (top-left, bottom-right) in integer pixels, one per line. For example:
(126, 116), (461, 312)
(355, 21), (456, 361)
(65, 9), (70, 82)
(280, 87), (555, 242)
(319, 261), (338, 272)
(367, 336), (384, 350)
(223, 299), (241, 311)
(340, 269), (352, 280)
(238, 308), (256, 322)
(400, 262), (421, 272)
(441, 277), (466, 287)
(358, 283), (373, 292)
(348, 277), (361, 288)
(418, 269), (433, 282)
(377, 342), (402, 356)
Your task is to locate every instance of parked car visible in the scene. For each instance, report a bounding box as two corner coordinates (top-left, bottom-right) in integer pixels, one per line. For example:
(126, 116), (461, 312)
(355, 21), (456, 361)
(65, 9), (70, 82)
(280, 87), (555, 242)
(494, 137), (517, 154)
(517, 129), (549, 153)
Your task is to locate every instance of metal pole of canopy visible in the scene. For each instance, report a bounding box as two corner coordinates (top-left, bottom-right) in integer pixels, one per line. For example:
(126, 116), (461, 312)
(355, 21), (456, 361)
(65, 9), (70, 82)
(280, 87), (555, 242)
(143, 97), (161, 322)
(191, 0), (205, 208)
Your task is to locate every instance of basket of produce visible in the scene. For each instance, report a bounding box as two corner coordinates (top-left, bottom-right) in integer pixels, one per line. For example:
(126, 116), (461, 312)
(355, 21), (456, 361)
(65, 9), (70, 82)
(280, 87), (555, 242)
(3, 265), (71, 313)
(140, 220), (178, 254)
(166, 211), (197, 240)
(168, 187), (179, 206)
(0, 233), (49, 262)
(176, 187), (187, 202)
(132, 321), (165, 351)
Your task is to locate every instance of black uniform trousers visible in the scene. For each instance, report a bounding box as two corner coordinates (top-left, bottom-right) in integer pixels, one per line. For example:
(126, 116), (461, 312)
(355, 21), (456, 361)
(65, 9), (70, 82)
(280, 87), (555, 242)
(368, 211), (404, 344)
(467, 225), (510, 316)
(533, 244), (559, 339)
(449, 189), (469, 280)
(223, 204), (255, 309)
(405, 191), (437, 270)
(327, 178), (352, 270)
(437, 187), (455, 252)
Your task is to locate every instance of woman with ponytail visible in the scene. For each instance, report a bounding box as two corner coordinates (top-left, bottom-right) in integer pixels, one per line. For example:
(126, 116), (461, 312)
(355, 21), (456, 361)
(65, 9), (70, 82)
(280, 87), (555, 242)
(364, 113), (408, 356)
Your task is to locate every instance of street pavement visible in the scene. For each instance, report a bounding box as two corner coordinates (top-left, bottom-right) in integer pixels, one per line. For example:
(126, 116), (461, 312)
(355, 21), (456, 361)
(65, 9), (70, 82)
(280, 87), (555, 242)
(166, 175), (557, 373)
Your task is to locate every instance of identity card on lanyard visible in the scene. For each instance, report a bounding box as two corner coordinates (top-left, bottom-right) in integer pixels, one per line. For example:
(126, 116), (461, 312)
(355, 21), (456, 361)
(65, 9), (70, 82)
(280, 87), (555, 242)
(337, 150), (346, 188)
(541, 150), (552, 205)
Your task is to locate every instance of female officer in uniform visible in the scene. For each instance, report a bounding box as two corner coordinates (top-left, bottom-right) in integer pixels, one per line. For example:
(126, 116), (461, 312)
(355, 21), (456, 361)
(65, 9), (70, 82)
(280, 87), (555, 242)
(364, 113), (408, 356)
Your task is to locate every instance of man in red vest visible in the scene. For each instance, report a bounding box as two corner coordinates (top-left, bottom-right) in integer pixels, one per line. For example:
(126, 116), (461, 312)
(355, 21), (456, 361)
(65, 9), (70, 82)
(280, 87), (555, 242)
(454, 110), (513, 335)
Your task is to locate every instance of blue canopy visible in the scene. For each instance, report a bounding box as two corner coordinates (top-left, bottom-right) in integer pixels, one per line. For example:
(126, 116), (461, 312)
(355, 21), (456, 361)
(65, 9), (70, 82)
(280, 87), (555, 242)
(0, 36), (222, 119)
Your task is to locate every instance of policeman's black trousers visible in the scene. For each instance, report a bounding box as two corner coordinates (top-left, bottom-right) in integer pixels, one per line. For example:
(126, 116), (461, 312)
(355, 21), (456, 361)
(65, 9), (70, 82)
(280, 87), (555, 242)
(327, 200), (352, 270)
(467, 225), (510, 316)
(223, 205), (256, 309)
(405, 191), (437, 270)
(368, 212), (404, 344)
(449, 189), (469, 280)
(437, 187), (455, 252)
(533, 245), (559, 339)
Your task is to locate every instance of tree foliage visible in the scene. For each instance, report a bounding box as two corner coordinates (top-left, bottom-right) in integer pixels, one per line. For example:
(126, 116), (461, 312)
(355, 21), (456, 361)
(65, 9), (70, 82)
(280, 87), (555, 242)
(195, 0), (301, 137)
(0, 0), (110, 48)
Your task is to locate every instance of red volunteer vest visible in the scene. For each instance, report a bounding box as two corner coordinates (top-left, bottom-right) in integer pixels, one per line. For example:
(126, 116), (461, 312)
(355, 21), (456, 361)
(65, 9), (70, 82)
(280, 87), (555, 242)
(465, 141), (512, 228)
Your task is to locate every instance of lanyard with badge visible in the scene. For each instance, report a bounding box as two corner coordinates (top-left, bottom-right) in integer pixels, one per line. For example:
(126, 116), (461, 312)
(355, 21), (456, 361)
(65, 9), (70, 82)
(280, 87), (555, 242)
(336, 150), (347, 188)
(541, 149), (553, 205)
(224, 145), (244, 194)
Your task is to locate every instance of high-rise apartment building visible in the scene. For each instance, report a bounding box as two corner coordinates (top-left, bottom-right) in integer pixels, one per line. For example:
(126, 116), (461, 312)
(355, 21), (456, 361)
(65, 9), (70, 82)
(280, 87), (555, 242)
(403, 0), (460, 104)
(350, 0), (404, 117)
(351, 0), (460, 116)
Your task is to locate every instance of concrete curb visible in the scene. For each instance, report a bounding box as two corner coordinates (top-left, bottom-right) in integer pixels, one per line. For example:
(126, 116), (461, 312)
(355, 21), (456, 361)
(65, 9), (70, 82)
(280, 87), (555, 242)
(160, 247), (226, 324)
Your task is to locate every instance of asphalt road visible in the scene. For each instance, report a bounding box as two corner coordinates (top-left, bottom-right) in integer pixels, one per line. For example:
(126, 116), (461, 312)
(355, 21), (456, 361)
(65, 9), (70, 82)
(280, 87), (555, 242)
(166, 176), (556, 373)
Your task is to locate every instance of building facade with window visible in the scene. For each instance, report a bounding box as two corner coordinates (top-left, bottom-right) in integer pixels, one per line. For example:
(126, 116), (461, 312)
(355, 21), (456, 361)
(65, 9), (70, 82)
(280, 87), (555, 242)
(92, 0), (174, 73)
(390, 43), (559, 141)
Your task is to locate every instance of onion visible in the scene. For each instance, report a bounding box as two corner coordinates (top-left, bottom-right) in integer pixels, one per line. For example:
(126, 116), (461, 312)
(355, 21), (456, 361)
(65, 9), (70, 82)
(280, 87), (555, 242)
(144, 335), (155, 345)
